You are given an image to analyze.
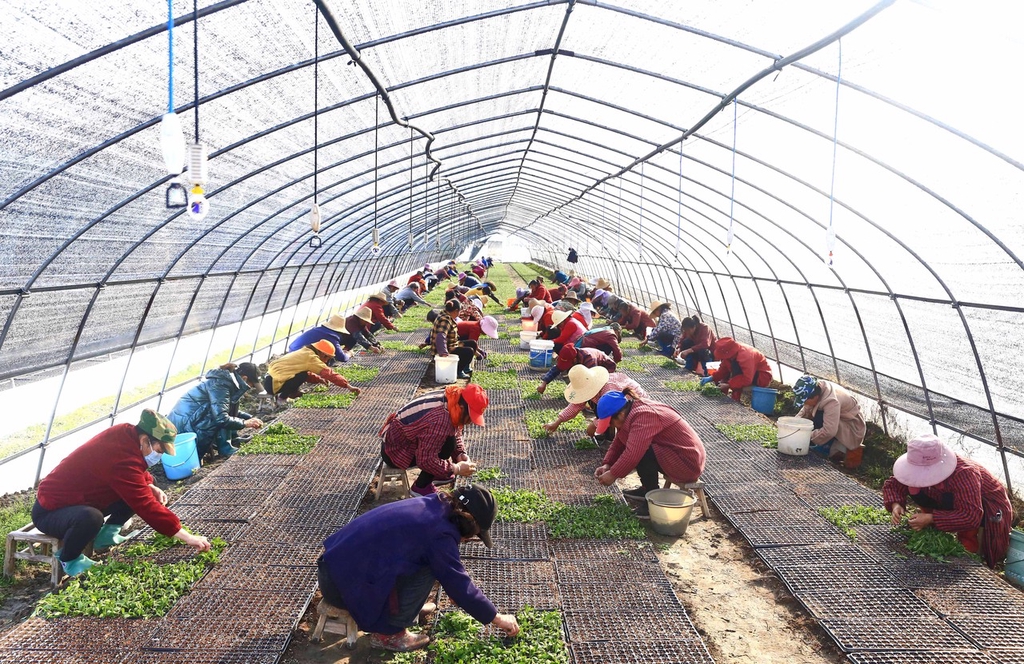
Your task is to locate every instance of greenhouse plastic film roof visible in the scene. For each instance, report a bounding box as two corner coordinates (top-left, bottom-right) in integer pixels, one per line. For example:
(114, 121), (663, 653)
(0, 0), (1023, 474)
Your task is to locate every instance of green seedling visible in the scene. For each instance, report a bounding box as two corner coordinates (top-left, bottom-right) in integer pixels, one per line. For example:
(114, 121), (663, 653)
(261, 421), (296, 436)
(546, 494), (646, 540)
(292, 386), (358, 409)
(486, 353), (530, 367)
(472, 369), (519, 390)
(616, 357), (649, 372)
(573, 437), (598, 450)
(237, 431), (319, 455)
(819, 505), (891, 540)
(429, 606), (569, 664)
(524, 410), (586, 439)
(492, 488), (554, 523)
(700, 383), (724, 397)
(335, 364), (380, 383)
(380, 340), (424, 352)
(35, 537), (227, 619)
(898, 525), (975, 562)
(475, 467), (504, 482)
(665, 380), (701, 392)
(716, 423), (777, 448)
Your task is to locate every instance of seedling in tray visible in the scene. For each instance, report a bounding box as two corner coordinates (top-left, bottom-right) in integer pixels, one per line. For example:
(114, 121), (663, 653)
(291, 385), (358, 409)
(34, 537), (227, 619)
(818, 505), (891, 540)
(472, 368), (519, 390)
(475, 467), (505, 482)
(715, 423), (778, 448)
(486, 353), (530, 367)
(524, 410), (587, 439)
(491, 490), (645, 540)
(897, 522), (976, 562)
(415, 606), (568, 664)
(238, 426), (319, 455)
(334, 364), (380, 383)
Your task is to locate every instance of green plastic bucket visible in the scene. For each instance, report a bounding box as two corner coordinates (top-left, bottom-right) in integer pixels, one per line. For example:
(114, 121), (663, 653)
(1006, 529), (1024, 588)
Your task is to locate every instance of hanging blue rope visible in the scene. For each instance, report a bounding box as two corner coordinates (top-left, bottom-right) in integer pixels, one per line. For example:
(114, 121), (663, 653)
(827, 40), (843, 267)
(166, 0), (174, 114)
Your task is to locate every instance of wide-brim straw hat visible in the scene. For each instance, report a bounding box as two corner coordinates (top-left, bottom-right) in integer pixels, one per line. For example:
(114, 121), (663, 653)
(551, 310), (571, 327)
(369, 291), (388, 301)
(595, 278), (611, 290)
(324, 314), (346, 332)
(562, 291), (580, 303)
(355, 307), (373, 323)
(563, 365), (610, 404)
(893, 434), (958, 488)
(648, 300), (667, 317)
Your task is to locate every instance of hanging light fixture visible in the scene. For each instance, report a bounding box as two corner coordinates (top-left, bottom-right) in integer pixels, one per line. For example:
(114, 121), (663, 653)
(161, 0), (187, 208)
(185, 0), (210, 222)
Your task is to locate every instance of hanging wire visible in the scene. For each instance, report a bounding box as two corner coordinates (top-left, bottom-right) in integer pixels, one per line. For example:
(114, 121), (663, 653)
(408, 126), (413, 249)
(312, 7), (318, 204)
(373, 93), (379, 234)
(827, 40), (843, 267)
(638, 163), (644, 260)
(192, 0), (199, 142)
(675, 137), (683, 257)
(726, 98), (737, 255)
(166, 0), (174, 114)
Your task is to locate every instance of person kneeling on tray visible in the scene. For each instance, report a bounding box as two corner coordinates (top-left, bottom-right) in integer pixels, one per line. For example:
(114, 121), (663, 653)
(317, 485), (519, 652)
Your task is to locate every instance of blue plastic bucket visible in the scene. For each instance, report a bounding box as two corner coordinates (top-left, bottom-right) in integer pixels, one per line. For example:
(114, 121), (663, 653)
(162, 432), (199, 480)
(750, 386), (778, 415)
(529, 340), (554, 371)
(1006, 530), (1024, 589)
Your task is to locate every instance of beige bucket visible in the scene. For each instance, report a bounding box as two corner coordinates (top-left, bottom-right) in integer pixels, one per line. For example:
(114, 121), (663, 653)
(646, 488), (696, 537)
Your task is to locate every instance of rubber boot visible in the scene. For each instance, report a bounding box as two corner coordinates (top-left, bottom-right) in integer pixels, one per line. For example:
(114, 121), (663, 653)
(410, 483), (437, 497)
(61, 554), (98, 577)
(93, 523), (128, 549)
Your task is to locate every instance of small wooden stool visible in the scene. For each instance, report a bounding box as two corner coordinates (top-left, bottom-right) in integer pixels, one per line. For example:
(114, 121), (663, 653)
(253, 391), (276, 416)
(373, 460), (411, 502)
(310, 598), (359, 648)
(663, 480), (711, 520)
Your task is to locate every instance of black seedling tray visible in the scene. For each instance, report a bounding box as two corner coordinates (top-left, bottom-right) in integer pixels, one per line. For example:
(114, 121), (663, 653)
(915, 588), (1024, 617)
(463, 559), (555, 584)
(757, 542), (879, 569)
(135, 650), (281, 664)
(948, 616), (1024, 649)
(820, 616), (973, 652)
(170, 504), (257, 522)
(0, 616), (159, 651)
(200, 563), (318, 593)
(848, 651), (998, 664)
(559, 581), (682, 612)
(563, 610), (700, 643)
(738, 522), (849, 548)
(174, 487), (274, 506)
(461, 537), (549, 561)
(797, 588), (936, 620)
(218, 541), (321, 567)
(555, 559), (665, 585)
(775, 563), (901, 594)
(570, 639), (714, 664)
(548, 539), (659, 563)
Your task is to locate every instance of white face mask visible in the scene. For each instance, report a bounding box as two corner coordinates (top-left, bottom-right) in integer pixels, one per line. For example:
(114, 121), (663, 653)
(144, 450), (163, 467)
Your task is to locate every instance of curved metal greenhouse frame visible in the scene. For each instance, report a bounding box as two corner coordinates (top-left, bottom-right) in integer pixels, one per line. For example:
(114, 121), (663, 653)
(0, 0), (1022, 490)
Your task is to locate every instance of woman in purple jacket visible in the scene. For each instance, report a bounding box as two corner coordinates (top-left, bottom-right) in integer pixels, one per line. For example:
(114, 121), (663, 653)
(317, 485), (520, 652)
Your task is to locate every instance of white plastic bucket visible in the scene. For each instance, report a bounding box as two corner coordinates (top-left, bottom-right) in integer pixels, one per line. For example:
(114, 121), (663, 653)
(528, 340), (554, 371)
(646, 489), (696, 537)
(519, 330), (538, 349)
(520, 307), (531, 318)
(435, 355), (459, 384)
(777, 416), (813, 456)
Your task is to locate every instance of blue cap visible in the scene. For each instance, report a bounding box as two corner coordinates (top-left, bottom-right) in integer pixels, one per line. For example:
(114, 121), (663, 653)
(596, 390), (629, 419)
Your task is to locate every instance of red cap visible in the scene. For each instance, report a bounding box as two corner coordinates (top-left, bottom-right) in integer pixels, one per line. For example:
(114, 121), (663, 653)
(593, 416), (612, 435)
(462, 384), (489, 426)
(555, 344), (578, 371)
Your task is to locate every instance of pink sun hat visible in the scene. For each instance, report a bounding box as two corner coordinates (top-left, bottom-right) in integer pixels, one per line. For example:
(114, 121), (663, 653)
(892, 434), (958, 488)
(479, 316), (499, 339)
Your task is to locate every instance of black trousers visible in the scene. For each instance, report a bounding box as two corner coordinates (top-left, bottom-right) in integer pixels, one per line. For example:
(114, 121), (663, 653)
(317, 556), (436, 634)
(451, 341), (477, 374)
(32, 499), (134, 562)
(634, 447), (665, 492)
(382, 436), (457, 488)
(268, 372), (312, 399)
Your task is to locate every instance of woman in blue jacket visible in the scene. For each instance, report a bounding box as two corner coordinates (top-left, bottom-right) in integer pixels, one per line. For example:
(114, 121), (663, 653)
(317, 485), (520, 652)
(166, 363), (263, 458)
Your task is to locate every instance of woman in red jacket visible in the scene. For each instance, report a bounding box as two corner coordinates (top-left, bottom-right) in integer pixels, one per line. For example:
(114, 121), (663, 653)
(528, 278), (552, 303)
(545, 309), (586, 352)
(676, 316), (717, 375)
(32, 410), (211, 576)
(710, 337), (772, 401)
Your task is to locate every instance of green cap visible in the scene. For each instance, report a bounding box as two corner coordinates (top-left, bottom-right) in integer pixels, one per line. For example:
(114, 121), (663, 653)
(138, 409), (177, 445)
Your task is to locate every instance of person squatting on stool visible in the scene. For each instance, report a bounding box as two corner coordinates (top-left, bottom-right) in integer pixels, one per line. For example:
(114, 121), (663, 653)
(32, 410), (211, 576)
(379, 385), (488, 496)
(592, 390), (706, 519)
(317, 485), (519, 652)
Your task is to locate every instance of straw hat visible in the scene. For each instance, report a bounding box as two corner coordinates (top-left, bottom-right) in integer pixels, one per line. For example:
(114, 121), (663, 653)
(893, 434), (958, 488)
(551, 310), (571, 327)
(369, 291), (388, 302)
(648, 300), (668, 317)
(355, 307), (373, 323)
(324, 314), (346, 332)
(595, 278), (611, 290)
(562, 291), (580, 303)
(563, 365), (610, 404)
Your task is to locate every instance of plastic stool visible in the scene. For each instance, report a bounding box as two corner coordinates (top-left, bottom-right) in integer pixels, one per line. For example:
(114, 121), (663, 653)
(373, 459), (411, 502)
(663, 480), (710, 520)
(310, 598), (358, 648)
